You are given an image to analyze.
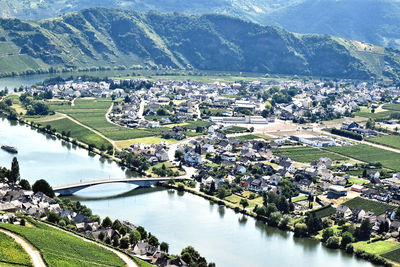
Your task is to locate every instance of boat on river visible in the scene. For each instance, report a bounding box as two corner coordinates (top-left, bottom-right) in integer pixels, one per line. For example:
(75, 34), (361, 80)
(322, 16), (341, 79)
(1, 145), (18, 153)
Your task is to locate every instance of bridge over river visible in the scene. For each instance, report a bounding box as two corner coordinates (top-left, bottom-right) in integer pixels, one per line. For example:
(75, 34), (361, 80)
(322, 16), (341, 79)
(53, 177), (187, 196)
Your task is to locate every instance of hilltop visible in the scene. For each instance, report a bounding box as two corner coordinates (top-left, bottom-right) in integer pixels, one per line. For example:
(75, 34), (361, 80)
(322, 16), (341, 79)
(0, 8), (399, 79)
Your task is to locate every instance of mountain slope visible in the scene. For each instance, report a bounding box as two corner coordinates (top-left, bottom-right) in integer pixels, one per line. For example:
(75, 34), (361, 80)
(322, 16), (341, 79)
(1, 0), (400, 50)
(263, 0), (400, 49)
(0, 8), (398, 80)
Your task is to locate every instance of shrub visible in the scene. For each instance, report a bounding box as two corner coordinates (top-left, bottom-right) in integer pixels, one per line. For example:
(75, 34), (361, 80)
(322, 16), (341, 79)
(345, 244), (354, 254)
(326, 236), (340, 249)
(294, 223), (308, 237)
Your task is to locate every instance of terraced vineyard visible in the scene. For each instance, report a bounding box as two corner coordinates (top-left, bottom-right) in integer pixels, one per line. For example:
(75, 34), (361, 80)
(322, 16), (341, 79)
(0, 231), (32, 266)
(0, 221), (126, 267)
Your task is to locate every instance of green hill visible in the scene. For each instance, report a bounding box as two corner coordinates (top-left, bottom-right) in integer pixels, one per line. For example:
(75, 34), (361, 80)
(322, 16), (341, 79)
(0, 8), (399, 80)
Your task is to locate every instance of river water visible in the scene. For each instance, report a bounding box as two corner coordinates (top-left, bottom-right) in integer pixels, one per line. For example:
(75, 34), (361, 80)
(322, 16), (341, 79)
(0, 75), (377, 267)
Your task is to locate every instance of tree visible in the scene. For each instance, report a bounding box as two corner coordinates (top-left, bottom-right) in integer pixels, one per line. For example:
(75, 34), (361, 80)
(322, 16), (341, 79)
(356, 219), (372, 241)
(47, 212), (59, 224)
(395, 207), (400, 221)
(105, 237), (111, 245)
(102, 216), (112, 228)
(277, 196), (290, 214)
(10, 157), (20, 183)
(181, 252), (192, 264)
(268, 211), (282, 227)
(341, 232), (353, 248)
(174, 150), (184, 161)
(136, 226), (147, 240)
(112, 236), (119, 247)
(112, 219), (122, 231)
(129, 230), (141, 246)
(148, 235), (159, 247)
(240, 199), (249, 210)
(322, 228), (334, 242)
(98, 231), (105, 241)
(19, 179), (31, 190)
(294, 223), (308, 237)
(160, 242), (169, 253)
(278, 214), (291, 230)
(32, 179), (54, 198)
(119, 237), (129, 249)
(305, 213), (322, 234)
(326, 236), (340, 249)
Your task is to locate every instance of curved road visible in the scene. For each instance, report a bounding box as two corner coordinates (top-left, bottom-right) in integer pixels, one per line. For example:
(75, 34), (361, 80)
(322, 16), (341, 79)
(0, 228), (46, 267)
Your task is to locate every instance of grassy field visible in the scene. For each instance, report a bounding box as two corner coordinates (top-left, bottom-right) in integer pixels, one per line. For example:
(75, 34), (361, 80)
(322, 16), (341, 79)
(348, 177), (369, 185)
(0, 231), (32, 266)
(343, 197), (396, 215)
(224, 192), (263, 209)
(43, 118), (112, 149)
(0, 221), (125, 267)
(354, 106), (396, 120)
(271, 147), (346, 163)
(326, 144), (400, 171)
(367, 135), (400, 149)
(353, 240), (400, 255)
(115, 136), (179, 148)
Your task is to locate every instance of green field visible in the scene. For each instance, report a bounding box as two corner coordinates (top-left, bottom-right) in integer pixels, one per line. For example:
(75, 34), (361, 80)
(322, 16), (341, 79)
(309, 206), (336, 219)
(381, 248), (400, 264)
(354, 240), (400, 255)
(43, 118), (111, 149)
(367, 135), (400, 149)
(382, 104), (400, 111)
(326, 144), (400, 171)
(354, 106), (398, 120)
(235, 134), (270, 141)
(50, 98), (158, 141)
(343, 197), (396, 215)
(271, 147), (346, 162)
(0, 231), (32, 266)
(348, 177), (369, 185)
(0, 221), (125, 267)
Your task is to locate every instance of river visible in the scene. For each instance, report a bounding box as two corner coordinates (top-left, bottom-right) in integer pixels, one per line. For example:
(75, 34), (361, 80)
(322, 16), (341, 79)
(0, 75), (377, 267)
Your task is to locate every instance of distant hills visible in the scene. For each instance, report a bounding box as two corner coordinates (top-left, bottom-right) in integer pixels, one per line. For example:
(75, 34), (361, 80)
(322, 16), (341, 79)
(1, 0), (400, 50)
(0, 8), (399, 80)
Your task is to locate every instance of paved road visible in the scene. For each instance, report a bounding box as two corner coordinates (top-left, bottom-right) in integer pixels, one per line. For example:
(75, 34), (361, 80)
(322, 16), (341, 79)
(0, 228), (46, 267)
(45, 223), (138, 267)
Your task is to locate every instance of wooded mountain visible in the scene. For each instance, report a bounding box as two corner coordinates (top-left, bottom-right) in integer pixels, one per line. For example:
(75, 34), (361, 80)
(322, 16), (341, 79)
(0, 8), (399, 80)
(1, 0), (400, 50)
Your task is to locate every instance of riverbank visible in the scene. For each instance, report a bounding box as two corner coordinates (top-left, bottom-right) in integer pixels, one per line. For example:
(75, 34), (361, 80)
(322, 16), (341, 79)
(162, 182), (397, 267)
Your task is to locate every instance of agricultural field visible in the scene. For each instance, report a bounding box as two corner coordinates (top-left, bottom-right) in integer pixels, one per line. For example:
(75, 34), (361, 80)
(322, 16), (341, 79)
(0, 231), (32, 266)
(271, 147), (346, 163)
(221, 126), (249, 134)
(353, 240), (400, 256)
(354, 106), (395, 120)
(326, 144), (400, 171)
(235, 134), (270, 141)
(43, 118), (112, 149)
(382, 104), (400, 112)
(49, 98), (158, 141)
(381, 248), (400, 264)
(367, 135), (400, 149)
(343, 197), (396, 215)
(0, 221), (126, 267)
(309, 205), (336, 219)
